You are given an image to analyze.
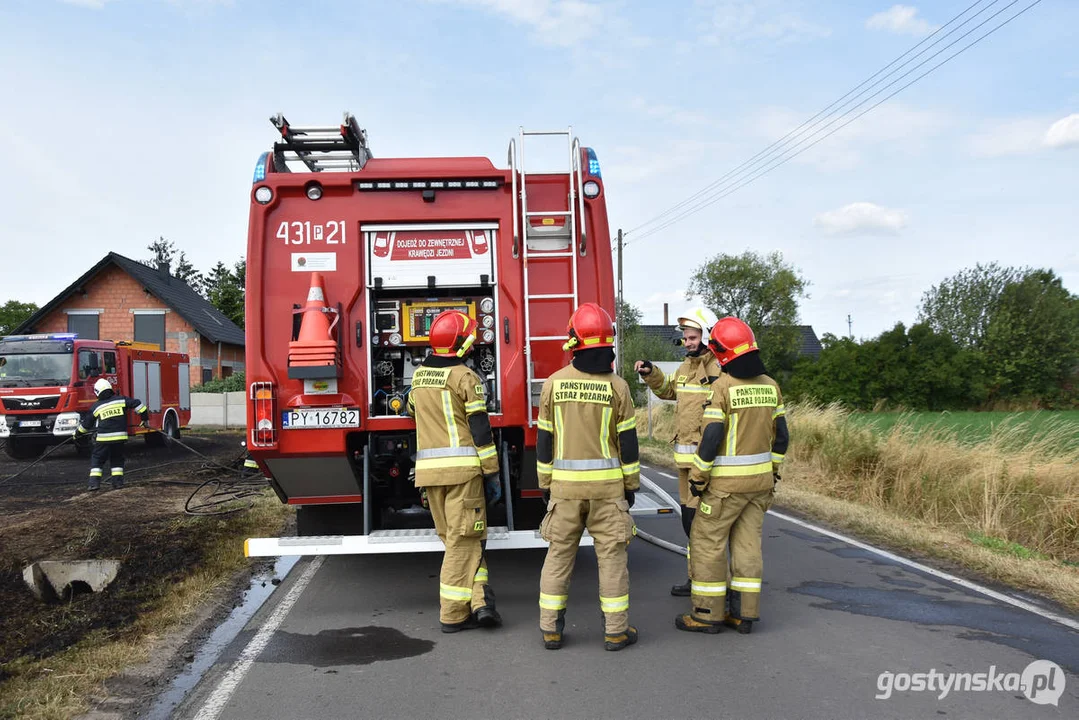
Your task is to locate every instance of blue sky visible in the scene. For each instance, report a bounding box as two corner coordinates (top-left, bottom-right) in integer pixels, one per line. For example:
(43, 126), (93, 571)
(1, 0), (1076, 340)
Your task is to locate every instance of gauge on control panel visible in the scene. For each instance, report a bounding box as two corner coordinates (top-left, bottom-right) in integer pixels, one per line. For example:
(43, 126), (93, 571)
(480, 297), (494, 314)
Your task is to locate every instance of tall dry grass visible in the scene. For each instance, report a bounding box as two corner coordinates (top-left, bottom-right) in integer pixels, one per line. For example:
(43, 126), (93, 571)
(792, 403), (1079, 564)
(636, 403), (1079, 564)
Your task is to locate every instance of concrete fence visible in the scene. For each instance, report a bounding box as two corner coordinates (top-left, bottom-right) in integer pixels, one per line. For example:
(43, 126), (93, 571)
(189, 391), (246, 428)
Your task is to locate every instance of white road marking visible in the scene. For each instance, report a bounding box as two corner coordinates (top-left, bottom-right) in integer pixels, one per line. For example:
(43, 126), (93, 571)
(769, 510), (1079, 633)
(641, 463), (677, 481)
(193, 556), (325, 720)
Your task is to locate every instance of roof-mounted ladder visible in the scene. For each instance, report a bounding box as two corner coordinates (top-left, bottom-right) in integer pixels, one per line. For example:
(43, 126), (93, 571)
(270, 112), (373, 172)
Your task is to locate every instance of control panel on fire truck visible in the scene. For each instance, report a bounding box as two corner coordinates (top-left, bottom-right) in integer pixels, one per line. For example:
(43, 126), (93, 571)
(369, 295), (499, 417)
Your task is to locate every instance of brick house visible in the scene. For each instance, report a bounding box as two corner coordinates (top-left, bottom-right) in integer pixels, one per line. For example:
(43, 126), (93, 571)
(14, 252), (245, 387)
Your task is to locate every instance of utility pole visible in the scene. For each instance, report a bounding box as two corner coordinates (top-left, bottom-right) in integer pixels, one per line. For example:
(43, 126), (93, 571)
(617, 228), (624, 308)
(847, 314), (853, 339)
(616, 228), (624, 375)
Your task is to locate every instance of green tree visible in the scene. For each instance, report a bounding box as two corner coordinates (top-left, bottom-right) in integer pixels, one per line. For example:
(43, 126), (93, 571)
(788, 324), (988, 410)
(917, 262), (1028, 349)
(616, 299), (680, 403)
(982, 270), (1079, 404)
(685, 251), (809, 373)
(146, 236), (205, 295)
(205, 260), (246, 328)
(0, 300), (39, 335)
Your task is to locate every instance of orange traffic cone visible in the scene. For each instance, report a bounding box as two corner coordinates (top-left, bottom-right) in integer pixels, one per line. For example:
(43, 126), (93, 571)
(288, 273), (340, 375)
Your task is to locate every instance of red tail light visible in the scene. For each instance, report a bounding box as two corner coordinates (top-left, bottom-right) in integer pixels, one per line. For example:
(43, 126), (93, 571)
(250, 382), (278, 447)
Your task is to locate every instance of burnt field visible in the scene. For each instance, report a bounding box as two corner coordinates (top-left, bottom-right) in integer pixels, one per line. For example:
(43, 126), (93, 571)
(0, 431), (263, 681)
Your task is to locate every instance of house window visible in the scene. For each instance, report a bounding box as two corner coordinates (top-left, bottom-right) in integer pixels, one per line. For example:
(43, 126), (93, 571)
(222, 366), (233, 379)
(134, 311), (166, 350)
(67, 313), (100, 340)
(202, 368), (213, 384)
(103, 351), (117, 374)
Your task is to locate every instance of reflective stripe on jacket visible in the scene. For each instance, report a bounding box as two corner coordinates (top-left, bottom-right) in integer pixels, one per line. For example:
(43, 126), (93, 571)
(408, 359), (499, 486)
(643, 353), (722, 467)
(690, 374), (785, 493)
(537, 364), (640, 500)
(76, 394), (148, 443)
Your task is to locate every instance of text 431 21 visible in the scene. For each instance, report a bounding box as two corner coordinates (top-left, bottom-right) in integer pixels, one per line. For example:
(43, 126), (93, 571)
(277, 221), (347, 245)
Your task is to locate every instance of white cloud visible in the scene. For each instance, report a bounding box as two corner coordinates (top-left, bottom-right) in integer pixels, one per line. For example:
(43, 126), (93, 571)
(966, 114), (1079, 157)
(814, 202), (908, 236)
(866, 5), (937, 36)
(698, 0), (830, 46)
(1044, 113), (1079, 149)
(60, 0), (115, 7)
(433, 0), (607, 46)
(967, 117), (1050, 158)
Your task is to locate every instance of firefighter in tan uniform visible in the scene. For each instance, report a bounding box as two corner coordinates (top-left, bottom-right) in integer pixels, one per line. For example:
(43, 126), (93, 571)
(635, 306), (721, 596)
(407, 310), (503, 633)
(675, 317), (789, 635)
(537, 303), (641, 652)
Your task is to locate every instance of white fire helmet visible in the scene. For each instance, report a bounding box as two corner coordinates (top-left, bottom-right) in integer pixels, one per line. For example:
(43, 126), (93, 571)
(93, 378), (114, 397)
(676, 307), (719, 343)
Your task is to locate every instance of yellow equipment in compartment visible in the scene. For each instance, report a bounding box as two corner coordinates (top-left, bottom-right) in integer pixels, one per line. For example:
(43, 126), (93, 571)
(401, 300), (477, 344)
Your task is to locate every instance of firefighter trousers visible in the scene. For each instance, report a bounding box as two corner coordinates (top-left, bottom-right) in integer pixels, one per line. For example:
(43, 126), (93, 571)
(688, 487), (773, 623)
(539, 496), (635, 635)
(425, 477), (492, 625)
(89, 441), (127, 486)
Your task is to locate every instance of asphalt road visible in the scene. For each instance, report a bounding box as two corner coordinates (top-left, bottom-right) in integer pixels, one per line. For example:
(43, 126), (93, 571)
(168, 466), (1078, 720)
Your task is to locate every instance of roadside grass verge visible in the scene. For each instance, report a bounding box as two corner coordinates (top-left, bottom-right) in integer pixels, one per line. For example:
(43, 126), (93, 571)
(635, 403), (1079, 614)
(849, 410), (1079, 452)
(0, 493), (292, 720)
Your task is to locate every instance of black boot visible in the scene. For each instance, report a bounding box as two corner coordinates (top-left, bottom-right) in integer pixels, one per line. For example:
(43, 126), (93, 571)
(473, 584), (501, 627)
(542, 609), (566, 649)
(604, 626), (638, 651)
(87, 478), (101, 491)
(441, 616), (481, 633)
(670, 579), (691, 597)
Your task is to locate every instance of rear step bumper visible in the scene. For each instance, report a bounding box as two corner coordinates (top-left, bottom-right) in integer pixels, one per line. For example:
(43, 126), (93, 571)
(244, 527), (591, 556)
(245, 489), (678, 557)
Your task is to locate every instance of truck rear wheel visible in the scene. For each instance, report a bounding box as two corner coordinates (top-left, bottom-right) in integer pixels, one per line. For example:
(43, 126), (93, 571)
(163, 414), (181, 441)
(146, 414), (180, 448)
(4, 438), (45, 461)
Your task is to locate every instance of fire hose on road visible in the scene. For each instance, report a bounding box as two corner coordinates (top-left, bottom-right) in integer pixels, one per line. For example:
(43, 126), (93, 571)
(636, 474), (688, 557)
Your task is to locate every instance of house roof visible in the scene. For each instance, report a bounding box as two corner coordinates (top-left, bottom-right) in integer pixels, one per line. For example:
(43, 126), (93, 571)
(639, 324), (822, 359)
(15, 252), (245, 346)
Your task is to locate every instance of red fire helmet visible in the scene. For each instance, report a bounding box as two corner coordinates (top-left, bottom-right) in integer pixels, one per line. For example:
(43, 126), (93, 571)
(707, 316), (758, 366)
(563, 302), (616, 352)
(429, 311), (478, 357)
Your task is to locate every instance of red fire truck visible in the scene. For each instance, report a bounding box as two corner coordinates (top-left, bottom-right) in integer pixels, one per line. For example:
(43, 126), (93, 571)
(243, 113), (675, 556)
(0, 334), (191, 459)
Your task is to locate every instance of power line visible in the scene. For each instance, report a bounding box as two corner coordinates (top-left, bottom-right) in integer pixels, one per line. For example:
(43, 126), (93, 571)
(627, 0), (1041, 246)
(627, 0), (1019, 244)
(624, 0), (995, 238)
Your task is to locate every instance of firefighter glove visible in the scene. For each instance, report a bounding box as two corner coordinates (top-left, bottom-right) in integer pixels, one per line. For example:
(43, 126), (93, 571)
(773, 471), (781, 489)
(624, 490), (636, 508)
(140, 421), (150, 429)
(484, 473), (502, 505)
(636, 360), (653, 376)
(690, 480), (707, 498)
(542, 489), (551, 506)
